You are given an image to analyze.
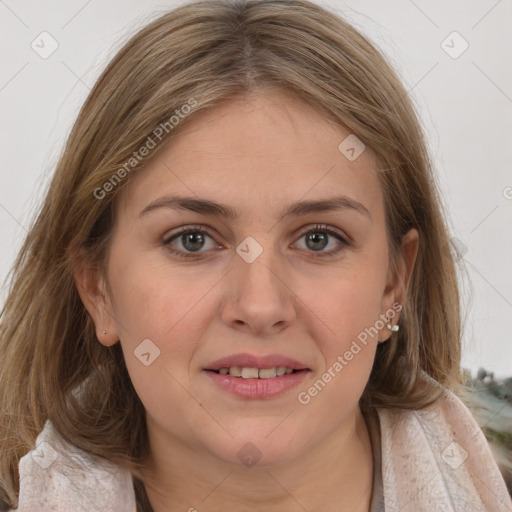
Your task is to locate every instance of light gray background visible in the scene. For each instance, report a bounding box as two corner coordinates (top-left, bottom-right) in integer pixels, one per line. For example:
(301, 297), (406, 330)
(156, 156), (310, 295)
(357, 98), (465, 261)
(1, 0), (511, 377)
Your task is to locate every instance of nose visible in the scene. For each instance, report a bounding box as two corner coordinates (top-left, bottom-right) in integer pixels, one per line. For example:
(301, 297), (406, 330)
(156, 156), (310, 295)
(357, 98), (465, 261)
(220, 241), (297, 336)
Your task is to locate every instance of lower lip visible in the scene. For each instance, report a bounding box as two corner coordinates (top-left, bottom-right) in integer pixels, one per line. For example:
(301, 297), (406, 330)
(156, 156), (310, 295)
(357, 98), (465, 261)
(204, 369), (309, 399)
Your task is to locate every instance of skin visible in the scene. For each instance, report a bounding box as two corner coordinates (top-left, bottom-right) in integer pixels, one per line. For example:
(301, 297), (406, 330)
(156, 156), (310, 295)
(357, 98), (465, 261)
(75, 88), (418, 512)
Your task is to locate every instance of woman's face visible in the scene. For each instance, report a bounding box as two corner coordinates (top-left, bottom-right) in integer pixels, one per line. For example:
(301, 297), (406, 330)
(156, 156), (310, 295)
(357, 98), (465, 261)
(78, 89), (416, 467)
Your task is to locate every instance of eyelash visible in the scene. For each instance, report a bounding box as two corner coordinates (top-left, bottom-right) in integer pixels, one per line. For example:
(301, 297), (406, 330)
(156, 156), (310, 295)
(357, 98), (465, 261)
(162, 223), (349, 259)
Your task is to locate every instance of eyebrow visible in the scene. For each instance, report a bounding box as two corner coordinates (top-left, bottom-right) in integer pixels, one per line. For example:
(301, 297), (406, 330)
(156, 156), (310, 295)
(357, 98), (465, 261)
(138, 194), (372, 221)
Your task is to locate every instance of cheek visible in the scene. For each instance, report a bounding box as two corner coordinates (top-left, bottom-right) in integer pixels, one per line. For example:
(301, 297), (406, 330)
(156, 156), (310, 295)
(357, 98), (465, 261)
(295, 279), (381, 424)
(307, 259), (387, 351)
(296, 254), (386, 408)
(108, 244), (219, 342)
(106, 250), (219, 406)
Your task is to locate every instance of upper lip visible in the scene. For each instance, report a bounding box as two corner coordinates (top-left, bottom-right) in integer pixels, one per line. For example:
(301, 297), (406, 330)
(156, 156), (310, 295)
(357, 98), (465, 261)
(204, 353), (309, 371)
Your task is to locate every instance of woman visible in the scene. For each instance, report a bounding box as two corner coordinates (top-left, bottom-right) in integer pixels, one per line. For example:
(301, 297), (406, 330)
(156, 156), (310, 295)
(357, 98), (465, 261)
(1, 0), (510, 510)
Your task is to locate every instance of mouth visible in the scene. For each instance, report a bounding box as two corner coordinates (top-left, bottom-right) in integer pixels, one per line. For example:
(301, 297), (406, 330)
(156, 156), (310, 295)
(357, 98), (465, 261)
(204, 352), (309, 373)
(205, 366), (303, 378)
(203, 353), (310, 399)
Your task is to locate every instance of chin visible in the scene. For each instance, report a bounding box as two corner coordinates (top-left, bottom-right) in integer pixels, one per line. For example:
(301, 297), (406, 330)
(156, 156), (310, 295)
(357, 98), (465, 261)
(205, 432), (303, 469)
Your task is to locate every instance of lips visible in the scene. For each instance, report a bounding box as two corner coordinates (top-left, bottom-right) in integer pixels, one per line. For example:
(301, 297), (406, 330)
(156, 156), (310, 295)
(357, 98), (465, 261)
(204, 353), (309, 372)
(203, 353), (311, 398)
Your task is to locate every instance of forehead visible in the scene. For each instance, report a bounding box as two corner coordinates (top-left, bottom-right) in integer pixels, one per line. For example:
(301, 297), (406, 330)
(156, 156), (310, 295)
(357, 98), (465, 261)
(118, 89), (384, 223)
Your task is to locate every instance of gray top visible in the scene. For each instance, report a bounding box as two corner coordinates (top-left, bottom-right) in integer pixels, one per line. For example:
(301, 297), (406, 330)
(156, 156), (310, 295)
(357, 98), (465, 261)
(364, 407), (385, 512)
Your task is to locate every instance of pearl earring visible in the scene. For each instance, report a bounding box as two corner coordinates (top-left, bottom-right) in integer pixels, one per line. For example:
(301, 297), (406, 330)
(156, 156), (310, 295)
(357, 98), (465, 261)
(386, 323), (399, 332)
(378, 317), (399, 344)
(102, 330), (107, 334)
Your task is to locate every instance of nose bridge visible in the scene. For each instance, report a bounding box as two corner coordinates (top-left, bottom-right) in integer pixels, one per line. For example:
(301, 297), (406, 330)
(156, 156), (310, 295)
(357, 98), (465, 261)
(222, 233), (296, 333)
(236, 234), (285, 302)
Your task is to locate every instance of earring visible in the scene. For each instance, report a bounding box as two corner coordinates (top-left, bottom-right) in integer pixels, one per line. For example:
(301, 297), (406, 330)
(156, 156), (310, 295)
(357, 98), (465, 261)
(386, 322), (399, 332)
(378, 317), (400, 345)
(102, 330), (107, 334)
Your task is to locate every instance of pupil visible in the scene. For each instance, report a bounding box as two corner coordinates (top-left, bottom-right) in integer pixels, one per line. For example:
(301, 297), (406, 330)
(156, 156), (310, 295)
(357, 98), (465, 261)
(306, 232), (327, 251)
(183, 232), (204, 252)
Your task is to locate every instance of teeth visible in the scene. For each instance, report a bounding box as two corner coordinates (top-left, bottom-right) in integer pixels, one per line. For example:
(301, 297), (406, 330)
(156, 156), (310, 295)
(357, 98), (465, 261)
(276, 366), (287, 376)
(258, 368), (277, 379)
(241, 367), (259, 379)
(228, 366), (242, 377)
(217, 366), (298, 378)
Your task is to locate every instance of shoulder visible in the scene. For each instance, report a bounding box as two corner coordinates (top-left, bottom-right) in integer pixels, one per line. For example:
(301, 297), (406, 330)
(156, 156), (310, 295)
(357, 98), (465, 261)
(13, 421), (136, 512)
(375, 386), (512, 511)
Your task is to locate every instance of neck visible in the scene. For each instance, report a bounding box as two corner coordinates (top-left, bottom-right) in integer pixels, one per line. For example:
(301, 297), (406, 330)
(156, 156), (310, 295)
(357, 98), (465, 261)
(141, 406), (374, 512)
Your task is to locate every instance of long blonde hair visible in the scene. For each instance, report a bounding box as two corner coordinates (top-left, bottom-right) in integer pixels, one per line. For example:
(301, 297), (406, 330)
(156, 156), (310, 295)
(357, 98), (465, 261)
(0, 0), (462, 508)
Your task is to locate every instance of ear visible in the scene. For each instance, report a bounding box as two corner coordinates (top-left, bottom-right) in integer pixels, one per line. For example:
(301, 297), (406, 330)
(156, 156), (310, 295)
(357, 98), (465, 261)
(71, 249), (120, 347)
(380, 228), (419, 328)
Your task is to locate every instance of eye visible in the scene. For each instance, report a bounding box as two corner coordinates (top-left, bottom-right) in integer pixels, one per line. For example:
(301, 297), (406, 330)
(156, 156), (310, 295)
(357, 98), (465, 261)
(162, 225), (220, 258)
(293, 224), (349, 256)
(162, 223), (349, 259)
